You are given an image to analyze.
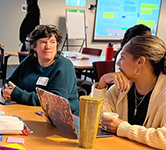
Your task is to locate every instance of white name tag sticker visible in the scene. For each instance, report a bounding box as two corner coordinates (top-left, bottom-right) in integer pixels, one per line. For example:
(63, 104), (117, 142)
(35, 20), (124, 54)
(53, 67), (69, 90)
(36, 77), (49, 86)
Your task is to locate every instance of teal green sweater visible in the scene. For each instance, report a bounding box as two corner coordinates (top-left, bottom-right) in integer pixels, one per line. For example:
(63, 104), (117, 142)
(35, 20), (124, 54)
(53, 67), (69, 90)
(4, 54), (79, 116)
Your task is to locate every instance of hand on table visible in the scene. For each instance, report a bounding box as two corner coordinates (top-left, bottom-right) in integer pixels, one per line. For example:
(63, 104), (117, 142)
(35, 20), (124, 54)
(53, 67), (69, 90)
(101, 115), (124, 134)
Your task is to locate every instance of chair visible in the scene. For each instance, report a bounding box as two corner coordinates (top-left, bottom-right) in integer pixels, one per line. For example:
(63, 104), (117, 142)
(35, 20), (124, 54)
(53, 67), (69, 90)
(77, 78), (93, 96)
(93, 60), (115, 82)
(82, 47), (102, 56)
(113, 50), (118, 59)
(18, 52), (29, 63)
(80, 47), (102, 81)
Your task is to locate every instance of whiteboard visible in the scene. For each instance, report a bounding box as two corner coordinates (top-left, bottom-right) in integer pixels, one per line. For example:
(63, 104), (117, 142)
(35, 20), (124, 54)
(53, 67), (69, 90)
(66, 9), (86, 40)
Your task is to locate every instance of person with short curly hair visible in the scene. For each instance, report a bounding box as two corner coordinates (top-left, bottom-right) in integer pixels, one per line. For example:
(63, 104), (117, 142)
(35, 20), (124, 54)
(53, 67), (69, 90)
(2, 25), (80, 116)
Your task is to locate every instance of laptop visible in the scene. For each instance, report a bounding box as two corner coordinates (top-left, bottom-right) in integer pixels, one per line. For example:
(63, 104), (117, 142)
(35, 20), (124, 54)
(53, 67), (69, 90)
(36, 87), (114, 139)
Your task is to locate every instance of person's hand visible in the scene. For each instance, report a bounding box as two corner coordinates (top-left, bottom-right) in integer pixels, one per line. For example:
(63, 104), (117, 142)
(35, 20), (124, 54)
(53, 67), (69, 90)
(2, 81), (16, 101)
(97, 72), (129, 92)
(101, 115), (124, 134)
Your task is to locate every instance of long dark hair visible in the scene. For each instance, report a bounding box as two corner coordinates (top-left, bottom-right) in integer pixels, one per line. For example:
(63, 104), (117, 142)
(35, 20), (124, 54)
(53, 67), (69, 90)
(114, 24), (151, 63)
(120, 24), (151, 50)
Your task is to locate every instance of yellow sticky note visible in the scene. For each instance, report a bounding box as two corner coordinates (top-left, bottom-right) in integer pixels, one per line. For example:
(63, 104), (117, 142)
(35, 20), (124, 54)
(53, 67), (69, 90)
(2, 143), (26, 150)
(47, 135), (69, 142)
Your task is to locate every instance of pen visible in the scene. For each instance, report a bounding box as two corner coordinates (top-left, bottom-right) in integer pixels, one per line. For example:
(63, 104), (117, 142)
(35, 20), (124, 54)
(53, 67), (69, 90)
(70, 56), (76, 59)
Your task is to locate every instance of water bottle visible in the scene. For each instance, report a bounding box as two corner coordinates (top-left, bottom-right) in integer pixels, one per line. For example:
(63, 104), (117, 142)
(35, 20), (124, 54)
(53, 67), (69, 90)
(106, 43), (113, 61)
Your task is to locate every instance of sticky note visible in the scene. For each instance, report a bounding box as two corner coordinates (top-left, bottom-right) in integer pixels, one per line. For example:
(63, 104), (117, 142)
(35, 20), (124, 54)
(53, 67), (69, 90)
(46, 135), (68, 142)
(0, 134), (3, 141)
(2, 144), (25, 150)
(0, 145), (22, 150)
(7, 137), (25, 144)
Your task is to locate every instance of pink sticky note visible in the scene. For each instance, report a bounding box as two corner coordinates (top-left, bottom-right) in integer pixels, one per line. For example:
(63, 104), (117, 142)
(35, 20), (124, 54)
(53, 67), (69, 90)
(7, 137), (25, 144)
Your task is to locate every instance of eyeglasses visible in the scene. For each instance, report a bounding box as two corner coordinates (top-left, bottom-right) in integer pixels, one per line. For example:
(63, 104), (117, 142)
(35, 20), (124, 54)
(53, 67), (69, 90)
(35, 25), (57, 31)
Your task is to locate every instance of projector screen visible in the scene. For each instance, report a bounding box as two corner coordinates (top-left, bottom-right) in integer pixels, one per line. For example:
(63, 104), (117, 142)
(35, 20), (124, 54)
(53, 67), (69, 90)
(93, 0), (162, 42)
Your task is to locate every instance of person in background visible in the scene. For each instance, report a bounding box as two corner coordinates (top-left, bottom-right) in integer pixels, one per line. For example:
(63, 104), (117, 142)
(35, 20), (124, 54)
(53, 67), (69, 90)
(91, 35), (166, 149)
(2, 24), (80, 116)
(115, 24), (151, 72)
(19, 0), (40, 52)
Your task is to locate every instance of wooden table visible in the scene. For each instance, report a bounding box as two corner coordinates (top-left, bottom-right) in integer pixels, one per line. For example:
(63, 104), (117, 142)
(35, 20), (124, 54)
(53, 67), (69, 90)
(68, 55), (105, 69)
(5, 52), (20, 57)
(0, 104), (155, 150)
(63, 51), (105, 79)
(62, 51), (105, 69)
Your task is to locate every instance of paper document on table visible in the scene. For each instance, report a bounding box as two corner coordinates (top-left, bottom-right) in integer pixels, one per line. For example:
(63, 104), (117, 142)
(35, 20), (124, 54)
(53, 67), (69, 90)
(63, 51), (89, 60)
(2, 143), (26, 150)
(47, 135), (69, 142)
(7, 137), (25, 144)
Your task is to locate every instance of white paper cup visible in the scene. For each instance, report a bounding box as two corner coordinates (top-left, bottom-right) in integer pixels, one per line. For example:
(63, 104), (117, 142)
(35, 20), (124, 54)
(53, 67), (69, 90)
(103, 112), (119, 119)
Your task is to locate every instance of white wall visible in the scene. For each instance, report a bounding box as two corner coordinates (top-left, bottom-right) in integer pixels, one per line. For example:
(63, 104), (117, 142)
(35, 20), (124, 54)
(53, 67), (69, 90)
(0, 0), (166, 64)
(156, 0), (166, 41)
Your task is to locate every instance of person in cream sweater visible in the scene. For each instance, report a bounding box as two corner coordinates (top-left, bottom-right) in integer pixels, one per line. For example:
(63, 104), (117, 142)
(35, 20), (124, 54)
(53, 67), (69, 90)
(91, 35), (166, 149)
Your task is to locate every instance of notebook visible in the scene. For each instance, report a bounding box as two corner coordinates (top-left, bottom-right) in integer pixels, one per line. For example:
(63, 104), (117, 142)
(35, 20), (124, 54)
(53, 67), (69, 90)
(36, 87), (114, 139)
